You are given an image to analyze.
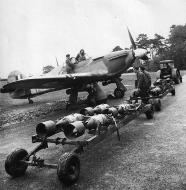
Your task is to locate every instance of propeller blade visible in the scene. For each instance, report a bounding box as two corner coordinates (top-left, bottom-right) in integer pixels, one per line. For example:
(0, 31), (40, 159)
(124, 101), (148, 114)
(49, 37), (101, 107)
(127, 27), (137, 50)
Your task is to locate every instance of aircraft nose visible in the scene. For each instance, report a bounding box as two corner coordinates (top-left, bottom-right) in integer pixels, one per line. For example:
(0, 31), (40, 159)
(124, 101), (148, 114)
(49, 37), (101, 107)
(133, 49), (149, 60)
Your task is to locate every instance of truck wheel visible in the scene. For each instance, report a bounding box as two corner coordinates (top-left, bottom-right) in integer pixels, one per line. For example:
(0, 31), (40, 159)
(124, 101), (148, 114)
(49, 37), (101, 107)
(171, 89), (175, 96)
(180, 77), (182, 83)
(145, 105), (154, 119)
(114, 88), (125, 99)
(57, 152), (80, 186)
(5, 148), (28, 177)
(154, 99), (161, 111)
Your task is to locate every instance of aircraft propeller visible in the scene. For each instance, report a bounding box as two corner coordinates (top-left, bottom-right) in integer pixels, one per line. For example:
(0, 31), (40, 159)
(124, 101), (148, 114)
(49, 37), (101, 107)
(127, 27), (149, 60)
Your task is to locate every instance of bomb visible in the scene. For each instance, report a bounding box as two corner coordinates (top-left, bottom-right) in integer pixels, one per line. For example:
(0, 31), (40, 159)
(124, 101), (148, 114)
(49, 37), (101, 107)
(63, 121), (86, 139)
(36, 114), (85, 137)
(93, 104), (110, 114)
(84, 114), (113, 130)
(36, 120), (56, 137)
(149, 86), (162, 96)
(80, 107), (94, 116)
(107, 107), (119, 117)
(117, 103), (133, 115)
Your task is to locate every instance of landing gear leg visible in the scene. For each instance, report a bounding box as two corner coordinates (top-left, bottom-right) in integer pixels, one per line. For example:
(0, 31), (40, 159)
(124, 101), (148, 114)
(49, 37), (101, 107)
(28, 97), (33, 104)
(114, 78), (127, 99)
(86, 86), (96, 107)
(66, 89), (78, 110)
(86, 83), (107, 106)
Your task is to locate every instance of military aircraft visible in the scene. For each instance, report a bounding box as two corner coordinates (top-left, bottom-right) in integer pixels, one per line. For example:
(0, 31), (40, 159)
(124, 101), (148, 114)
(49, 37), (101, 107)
(0, 29), (148, 107)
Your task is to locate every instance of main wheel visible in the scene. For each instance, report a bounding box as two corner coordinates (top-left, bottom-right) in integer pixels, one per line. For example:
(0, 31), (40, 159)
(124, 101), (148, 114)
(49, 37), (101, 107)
(114, 88), (125, 99)
(28, 99), (33, 104)
(154, 99), (161, 111)
(145, 105), (154, 119)
(57, 152), (80, 186)
(5, 148), (28, 177)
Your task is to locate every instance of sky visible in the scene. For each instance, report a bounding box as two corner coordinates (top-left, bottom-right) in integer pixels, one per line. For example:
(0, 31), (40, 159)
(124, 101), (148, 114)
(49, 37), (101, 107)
(0, 0), (186, 78)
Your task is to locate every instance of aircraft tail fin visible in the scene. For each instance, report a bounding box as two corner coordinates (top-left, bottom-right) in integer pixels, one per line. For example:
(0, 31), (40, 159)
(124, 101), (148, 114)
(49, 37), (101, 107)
(56, 57), (59, 66)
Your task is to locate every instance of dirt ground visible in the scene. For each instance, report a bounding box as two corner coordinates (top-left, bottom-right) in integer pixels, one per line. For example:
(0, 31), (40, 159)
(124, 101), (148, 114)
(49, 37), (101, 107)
(1, 73), (186, 190)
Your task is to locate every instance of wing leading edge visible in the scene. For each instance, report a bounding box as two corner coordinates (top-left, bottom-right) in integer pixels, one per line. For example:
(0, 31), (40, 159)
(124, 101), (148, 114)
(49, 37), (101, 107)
(1, 72), (115, 92)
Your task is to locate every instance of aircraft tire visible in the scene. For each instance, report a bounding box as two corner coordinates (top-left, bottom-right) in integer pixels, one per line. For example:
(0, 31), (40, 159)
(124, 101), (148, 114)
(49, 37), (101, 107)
(57, 152), (80, 186)
(114, 88), (125, 99)
(5, 148), (28, 177)
(28, 99), (34, 104)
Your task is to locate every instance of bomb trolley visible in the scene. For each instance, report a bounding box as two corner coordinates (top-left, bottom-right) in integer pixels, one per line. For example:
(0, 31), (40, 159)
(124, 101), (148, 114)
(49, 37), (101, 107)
(130, 78), (176, 111)
(5, 102), (154, 186)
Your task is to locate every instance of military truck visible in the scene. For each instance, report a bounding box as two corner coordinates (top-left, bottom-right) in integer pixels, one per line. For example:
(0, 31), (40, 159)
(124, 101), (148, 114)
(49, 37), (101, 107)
(156, 60), (182, 84)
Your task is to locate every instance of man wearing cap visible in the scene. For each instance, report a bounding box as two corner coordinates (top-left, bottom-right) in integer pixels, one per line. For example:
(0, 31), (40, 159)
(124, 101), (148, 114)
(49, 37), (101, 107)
(76, 49), (87, 62)
(133, 65), (151, 103)
(66, 54), (74, 74)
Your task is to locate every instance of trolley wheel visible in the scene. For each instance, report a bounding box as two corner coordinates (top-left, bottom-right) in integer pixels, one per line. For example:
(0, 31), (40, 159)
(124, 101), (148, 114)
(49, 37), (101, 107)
(114, 88), (125, 99)
(171, 89), (175, 96)
(57, 152), (80, 186)
(174, 77), (179, 84)
(5, 148), (28, 177)
(154, 99), (161, 111)
(145, 105), (154, 119)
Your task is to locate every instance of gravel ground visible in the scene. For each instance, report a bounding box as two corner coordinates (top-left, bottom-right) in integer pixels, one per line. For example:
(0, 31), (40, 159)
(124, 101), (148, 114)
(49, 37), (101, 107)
(1, 72), (186, 190)
(0, 73), (139, 127)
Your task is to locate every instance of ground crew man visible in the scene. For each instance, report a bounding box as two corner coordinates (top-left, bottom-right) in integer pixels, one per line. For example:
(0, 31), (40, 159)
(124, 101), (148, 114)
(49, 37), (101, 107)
(133, 65), (151, 103)
(76, 49), (87, 62)
(66, 54), (74, 74)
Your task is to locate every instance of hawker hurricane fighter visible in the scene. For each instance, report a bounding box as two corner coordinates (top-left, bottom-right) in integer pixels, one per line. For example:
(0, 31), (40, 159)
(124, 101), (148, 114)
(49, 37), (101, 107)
(0, 29), (148, 107)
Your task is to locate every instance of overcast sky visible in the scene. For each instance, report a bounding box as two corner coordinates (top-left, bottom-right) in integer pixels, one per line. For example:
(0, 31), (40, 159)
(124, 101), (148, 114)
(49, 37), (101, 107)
(0, 0), (186, 77)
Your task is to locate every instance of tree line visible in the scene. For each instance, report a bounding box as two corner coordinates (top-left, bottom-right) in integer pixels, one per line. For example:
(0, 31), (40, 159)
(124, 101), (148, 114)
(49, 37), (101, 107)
(135, 23), (186, 70)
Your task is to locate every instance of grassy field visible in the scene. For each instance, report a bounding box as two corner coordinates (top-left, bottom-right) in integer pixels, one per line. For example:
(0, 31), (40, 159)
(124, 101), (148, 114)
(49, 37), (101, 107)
(0, 72), (158, 127)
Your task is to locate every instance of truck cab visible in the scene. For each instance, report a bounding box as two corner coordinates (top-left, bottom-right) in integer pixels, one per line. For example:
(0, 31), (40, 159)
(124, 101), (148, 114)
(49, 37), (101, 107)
(156, 60), (182, 84)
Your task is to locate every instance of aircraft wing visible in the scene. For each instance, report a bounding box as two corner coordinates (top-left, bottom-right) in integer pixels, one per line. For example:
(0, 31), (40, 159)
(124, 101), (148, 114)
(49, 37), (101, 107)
(1, 72), (114, 93)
